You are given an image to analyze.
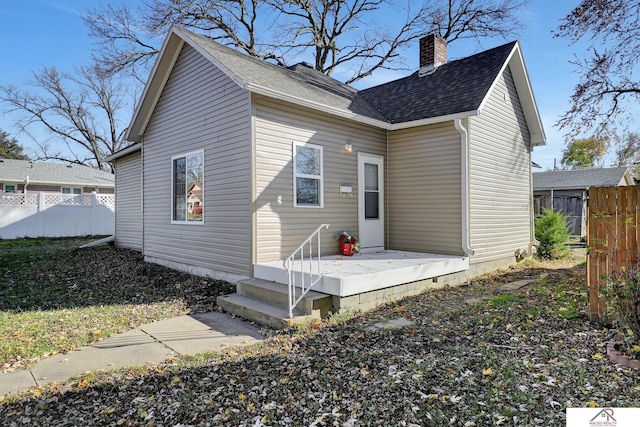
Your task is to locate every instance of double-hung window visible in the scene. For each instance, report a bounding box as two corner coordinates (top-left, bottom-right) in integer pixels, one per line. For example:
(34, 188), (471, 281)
(293, 142), (323, 207)
(172, 150), (204, 223)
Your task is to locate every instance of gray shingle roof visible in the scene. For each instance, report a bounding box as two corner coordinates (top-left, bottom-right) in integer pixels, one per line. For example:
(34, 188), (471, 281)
(533, 167), (632, 190)
(179, 30), (388, 122)
(360, 42), (517, 123)
(179, 28), (516, 124)
(127, 27), (545, 145)
(0, 159), (114, 187)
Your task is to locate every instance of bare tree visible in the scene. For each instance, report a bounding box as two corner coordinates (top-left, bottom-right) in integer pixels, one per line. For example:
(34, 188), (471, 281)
(423, 0), (528, 42)
(0, 67), (129, 171)
(555, 0), (640, 138)
(84, 0), (529, 84)
(83, 3), (161, 81)
(266, 0), (425, 83)
(84, 0), (282, 80)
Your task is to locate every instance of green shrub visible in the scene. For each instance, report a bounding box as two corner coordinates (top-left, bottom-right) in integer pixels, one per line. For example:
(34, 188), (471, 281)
(535, 209), (570, 259)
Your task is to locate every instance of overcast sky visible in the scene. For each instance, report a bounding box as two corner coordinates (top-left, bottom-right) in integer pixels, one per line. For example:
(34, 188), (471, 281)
(0, 1), (613, 171)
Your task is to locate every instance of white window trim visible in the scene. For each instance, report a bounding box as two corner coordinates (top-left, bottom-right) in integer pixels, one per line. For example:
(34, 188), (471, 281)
(293, 141), (324, 208)
(3, 184), (17, 193)
(171, 149), (205, 225)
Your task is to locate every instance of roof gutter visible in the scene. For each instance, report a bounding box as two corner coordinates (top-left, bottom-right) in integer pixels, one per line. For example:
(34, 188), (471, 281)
(389, 111), (478, 130)
(105, 143), (142, 162)
(454, 118), (475, 256)
(247, 82), (480, 131)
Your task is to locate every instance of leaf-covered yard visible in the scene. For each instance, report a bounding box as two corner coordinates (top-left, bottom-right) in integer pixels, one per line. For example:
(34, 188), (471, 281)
(1, 242), (639, 425)
(0, 238), (234, 371)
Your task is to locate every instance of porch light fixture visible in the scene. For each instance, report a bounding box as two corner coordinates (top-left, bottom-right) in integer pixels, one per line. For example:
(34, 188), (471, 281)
(344, 144), (353, 154)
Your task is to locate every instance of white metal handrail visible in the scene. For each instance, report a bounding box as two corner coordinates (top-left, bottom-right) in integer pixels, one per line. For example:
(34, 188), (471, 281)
(283, 224), (330, 318)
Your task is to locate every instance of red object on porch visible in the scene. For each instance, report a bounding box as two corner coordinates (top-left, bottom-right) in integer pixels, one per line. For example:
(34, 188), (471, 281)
(340, 242), (355, 256)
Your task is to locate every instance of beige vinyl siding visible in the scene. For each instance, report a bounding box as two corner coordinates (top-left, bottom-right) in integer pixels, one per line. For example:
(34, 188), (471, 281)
(142, 44), (252, 276)
(254, 95), (386, 262)
(387, 123), (463, 255)
(468, 65), (532, 264)
(114, 150), (142, 250)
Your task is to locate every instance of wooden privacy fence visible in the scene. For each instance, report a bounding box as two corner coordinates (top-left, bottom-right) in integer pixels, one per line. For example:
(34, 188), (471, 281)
(587, 186), (640, 321)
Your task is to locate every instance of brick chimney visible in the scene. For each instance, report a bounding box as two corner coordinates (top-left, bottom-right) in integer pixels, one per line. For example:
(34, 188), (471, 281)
(419, 34), (447, 76)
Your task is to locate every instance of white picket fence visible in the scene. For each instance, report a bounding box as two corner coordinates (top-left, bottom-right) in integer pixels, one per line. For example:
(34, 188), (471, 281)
(0, 192), (115, 239)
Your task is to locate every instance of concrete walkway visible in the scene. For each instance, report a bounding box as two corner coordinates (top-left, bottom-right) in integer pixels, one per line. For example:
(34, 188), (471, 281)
(0, 311), (265, 397)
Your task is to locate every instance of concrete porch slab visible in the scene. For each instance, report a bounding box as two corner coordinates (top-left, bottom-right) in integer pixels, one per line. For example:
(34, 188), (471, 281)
(254, 250), (469, 297)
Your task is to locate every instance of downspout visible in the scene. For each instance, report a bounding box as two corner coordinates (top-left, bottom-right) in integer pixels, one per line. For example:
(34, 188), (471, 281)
(454, 118), (475, 256)
(140, 137), (145, 253)
(529, 150), (538, 253)
(386, 130), (389, 250)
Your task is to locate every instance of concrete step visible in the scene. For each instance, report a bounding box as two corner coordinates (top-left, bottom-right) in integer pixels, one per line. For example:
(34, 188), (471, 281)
(237, 278), (332, 317)
(216, 294), (315, 329)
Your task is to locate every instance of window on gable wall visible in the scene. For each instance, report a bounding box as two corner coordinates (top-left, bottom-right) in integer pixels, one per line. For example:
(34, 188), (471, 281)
(172, 150), (204, 223)
(293, 142), (323, 207)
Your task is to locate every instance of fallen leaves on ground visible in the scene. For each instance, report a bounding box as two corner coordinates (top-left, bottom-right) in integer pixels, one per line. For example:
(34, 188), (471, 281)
(1, 248), (639, 425)
(0, 238), (235, 369)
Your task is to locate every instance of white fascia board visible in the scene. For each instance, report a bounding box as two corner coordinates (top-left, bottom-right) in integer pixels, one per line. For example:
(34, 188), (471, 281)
(104, 142), (142, 162)
(245, 83), (392, 129)
(125, 29), (185, 141)
(509, 46), (546, 147)
(476, 42), (546, 147)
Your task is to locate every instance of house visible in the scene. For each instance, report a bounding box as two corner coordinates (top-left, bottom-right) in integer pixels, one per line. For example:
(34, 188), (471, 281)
(0, 159), (114, 194)
(0, 159), (115, 239)
(107, 27), (545, 326)
(187, 182), (203, 217)
(533, 167), (635, 237)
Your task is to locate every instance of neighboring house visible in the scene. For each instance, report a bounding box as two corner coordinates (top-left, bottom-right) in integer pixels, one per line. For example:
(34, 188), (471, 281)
(187, 182), (203, 217)
(533, 167), (635, 237)
(107, 27), (545, 323)
(0, 159), (115, 239)
(0, 158), (114, 194)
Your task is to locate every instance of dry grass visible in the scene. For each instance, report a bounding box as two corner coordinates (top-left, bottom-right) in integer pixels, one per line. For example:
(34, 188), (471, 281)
(0, 237), (234, 370)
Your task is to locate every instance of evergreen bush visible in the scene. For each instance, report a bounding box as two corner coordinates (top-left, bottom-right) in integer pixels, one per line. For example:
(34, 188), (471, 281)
(535, 209), (570, 259)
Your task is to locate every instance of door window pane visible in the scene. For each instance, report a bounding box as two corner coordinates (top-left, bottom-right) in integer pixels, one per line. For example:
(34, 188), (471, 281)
(364, 162), (379, 219)
(365, 192), (379, 219)
(365, 163), (378, 191)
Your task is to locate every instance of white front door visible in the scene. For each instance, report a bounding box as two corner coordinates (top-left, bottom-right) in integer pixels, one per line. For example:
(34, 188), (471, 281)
(358, 153), (384, 251)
